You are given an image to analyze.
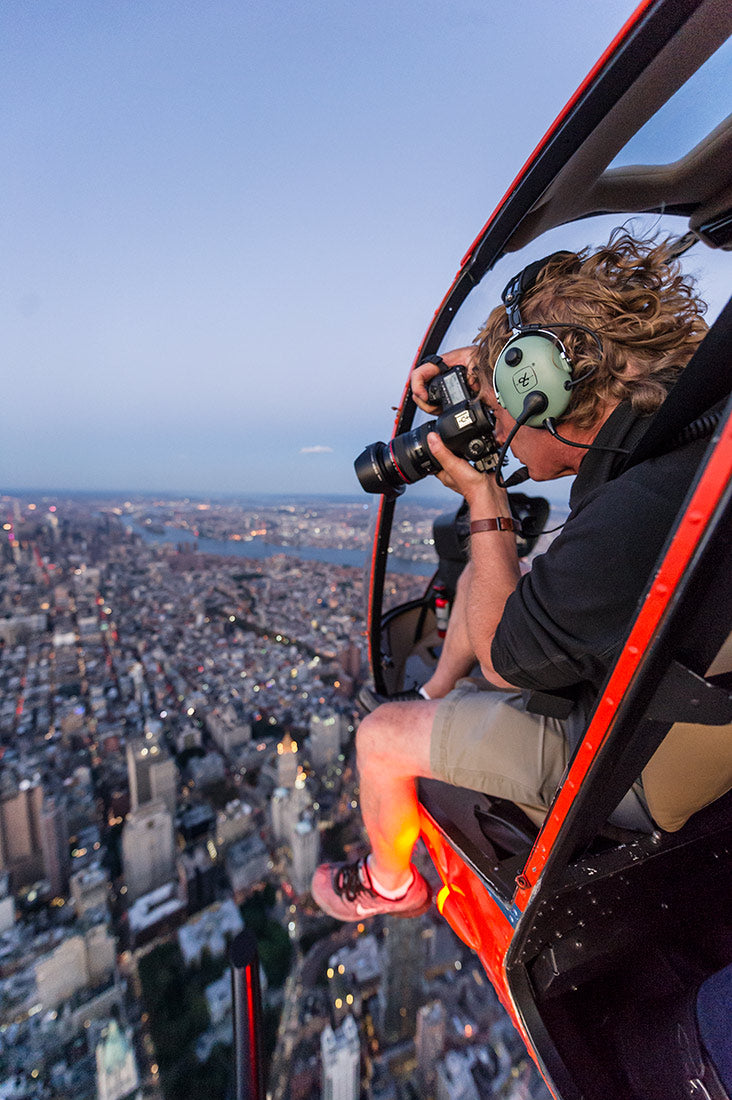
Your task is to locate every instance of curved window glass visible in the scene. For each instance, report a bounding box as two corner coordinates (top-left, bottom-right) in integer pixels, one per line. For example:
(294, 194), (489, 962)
(380, 208), (730, 627)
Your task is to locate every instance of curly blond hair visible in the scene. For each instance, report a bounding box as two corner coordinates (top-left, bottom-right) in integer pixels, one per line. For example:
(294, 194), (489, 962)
(474, 230), (708, 428)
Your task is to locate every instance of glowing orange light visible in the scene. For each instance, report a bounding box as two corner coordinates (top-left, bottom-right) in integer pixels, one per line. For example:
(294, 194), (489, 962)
(436, 884), (450, 913)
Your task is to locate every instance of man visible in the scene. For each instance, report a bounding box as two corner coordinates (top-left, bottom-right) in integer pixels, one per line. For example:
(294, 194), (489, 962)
(312, 231), (709, 922)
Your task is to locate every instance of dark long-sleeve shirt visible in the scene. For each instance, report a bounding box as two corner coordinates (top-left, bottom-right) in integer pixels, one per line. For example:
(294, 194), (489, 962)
(492, 403), (708, 748)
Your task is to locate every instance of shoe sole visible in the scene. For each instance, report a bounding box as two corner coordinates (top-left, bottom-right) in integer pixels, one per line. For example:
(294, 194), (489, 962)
(390, 896), (432, 919)
(311, 887), (432, 922)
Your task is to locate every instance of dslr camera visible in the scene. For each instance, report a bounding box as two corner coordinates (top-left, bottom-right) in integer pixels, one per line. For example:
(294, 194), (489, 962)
(354, 363), (500, 498)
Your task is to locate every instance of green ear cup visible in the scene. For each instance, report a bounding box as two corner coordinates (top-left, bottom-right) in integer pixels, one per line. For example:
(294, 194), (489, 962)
(493, 332), (573, 426)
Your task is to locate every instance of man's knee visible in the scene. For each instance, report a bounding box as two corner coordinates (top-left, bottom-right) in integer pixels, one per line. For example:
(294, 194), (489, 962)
(356, 700), (438, 778)
(356, 707), (394, 771)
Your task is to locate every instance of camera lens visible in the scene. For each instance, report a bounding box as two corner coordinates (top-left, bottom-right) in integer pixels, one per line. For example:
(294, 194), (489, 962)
(354, 420), (439, 495)
(354, 393), (498, 497)
(354, 442), (394, 495)
(389, 422), (439, 483)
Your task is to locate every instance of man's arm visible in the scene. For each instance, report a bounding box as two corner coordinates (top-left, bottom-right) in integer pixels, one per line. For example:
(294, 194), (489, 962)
(410, 346), (479, 413)
(426, 431), (521, 689)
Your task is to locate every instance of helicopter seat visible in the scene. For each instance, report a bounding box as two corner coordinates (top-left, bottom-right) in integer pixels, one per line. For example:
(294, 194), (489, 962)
(642, 631), (732, 832)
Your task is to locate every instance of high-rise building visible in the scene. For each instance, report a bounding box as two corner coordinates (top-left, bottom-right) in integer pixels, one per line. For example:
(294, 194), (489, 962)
(0, 779), (45, 889)
(270, 787), (290, 844)
(214, 798), (254, 850)
(435, 1051), (480, 1100)
(128, 661), (145, 704)
(178, 846), (218, 913)
(126, 737), (177, 817)
(276, 733), (299, 788)
(225, 834), (270, 903)
(326, 957), (351, 1028)
(291, 815), (319, 895)
(121, 802), (176, 902)
(84, 922), (117, 985)
(320, 1014), (360, 1100)
(270, 774), (312, 848)
(0, 872), (14, 933)
(39, 795), (70, 897)
(177, 899), (244, 967)
(308, 710), (342, 769)
(95, 1018), (140, 1100)
(416, 1000), (447, 1096)
(35, 934), (89, 1010)
(207, 706), (251, 755)
(44, 510), (59, 542)
(34, 923), (115, 1011)
(379, 915), (425, 1044)
(338, 641), (362, 683)
(291, 771), (312, 817)
(70, 864), (110, 917)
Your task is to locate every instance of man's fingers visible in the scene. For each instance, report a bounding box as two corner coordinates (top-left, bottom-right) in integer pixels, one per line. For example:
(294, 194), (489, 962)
(427, 432), (462, 469)
(427, 432), (473, 480)
(411, 362), (442, 411)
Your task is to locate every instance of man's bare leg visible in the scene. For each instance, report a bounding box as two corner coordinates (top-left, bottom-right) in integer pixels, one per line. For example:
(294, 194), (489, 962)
(311, 698), (442, 919)
(356, 698), (441, 890)
(423, 564), (479, 699)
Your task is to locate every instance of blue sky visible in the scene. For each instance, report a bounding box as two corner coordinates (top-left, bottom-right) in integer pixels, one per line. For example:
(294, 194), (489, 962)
(1, 0), (707, 496)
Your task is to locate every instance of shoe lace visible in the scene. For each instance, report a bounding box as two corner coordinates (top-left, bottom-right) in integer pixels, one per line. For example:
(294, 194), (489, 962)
(333, 860), (371, 902)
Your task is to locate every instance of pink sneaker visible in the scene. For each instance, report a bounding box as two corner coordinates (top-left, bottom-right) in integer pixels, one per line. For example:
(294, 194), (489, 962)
(311, 856), (431, 922)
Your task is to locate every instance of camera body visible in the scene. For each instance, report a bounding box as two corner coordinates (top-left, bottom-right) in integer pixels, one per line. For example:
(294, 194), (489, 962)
(354, 364), (500, 498)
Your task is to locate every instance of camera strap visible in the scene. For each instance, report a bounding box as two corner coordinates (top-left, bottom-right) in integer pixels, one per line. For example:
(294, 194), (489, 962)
(420, 354), (450, 374)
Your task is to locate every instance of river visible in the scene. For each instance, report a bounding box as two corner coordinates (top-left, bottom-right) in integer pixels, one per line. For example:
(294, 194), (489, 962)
(126, 520), (435, 577)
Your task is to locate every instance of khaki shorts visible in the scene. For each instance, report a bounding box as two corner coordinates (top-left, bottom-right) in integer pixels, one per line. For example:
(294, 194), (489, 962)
(429, 679), (568, 823)
(430, 677), (652, 831)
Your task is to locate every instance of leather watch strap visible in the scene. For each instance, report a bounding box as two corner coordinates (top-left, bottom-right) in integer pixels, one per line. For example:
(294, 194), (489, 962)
(469, 516), (519, 534)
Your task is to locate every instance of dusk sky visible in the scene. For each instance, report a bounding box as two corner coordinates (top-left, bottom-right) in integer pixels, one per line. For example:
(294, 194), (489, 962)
(2, 1), (719, 497)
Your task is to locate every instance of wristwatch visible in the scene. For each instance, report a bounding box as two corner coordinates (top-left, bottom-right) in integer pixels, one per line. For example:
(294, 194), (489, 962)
(469, 517), (519, 534)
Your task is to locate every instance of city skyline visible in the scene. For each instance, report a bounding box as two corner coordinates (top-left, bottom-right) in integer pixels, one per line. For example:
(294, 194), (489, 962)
(0, 492), (555, 1098)
(1, 1), (643, 496)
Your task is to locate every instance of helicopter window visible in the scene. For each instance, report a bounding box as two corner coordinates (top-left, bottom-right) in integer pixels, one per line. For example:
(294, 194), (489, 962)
(440, 210), (729, 361)
(607, 35), (732, 168)
(437, 208), (728, 521)
(376, 209), (729, 706)
(382, 487), (452, 615)
(377, 487), (453, 697)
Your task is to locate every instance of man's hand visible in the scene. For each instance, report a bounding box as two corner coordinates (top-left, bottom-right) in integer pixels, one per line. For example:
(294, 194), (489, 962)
(427, 431), (510, 514)
(411, 346), (479, 413)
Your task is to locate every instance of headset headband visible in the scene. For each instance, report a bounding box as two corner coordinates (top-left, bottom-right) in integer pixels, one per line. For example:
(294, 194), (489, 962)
(501, 251), (577, 329)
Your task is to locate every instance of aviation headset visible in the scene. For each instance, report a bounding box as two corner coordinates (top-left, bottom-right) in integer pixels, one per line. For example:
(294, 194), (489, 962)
(488, 251), (630, 485)
(492, 250), (603, 429)
(422, 251), (628, 488)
